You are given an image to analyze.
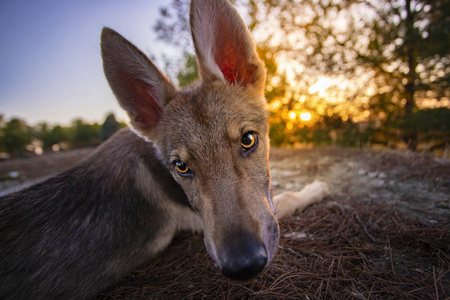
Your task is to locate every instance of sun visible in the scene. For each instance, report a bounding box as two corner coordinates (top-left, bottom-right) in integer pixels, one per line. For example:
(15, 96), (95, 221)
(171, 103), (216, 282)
(300, 112), (312, 121)
(289, 111), (297, 120)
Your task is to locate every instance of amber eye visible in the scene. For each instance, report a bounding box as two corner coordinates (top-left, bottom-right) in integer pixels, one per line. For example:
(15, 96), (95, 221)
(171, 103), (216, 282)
(242, 132), (257, 150)
(175, 161), (191, 176)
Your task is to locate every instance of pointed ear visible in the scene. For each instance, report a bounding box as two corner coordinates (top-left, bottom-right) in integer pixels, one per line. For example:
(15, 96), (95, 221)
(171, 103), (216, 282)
(101, 27), (177, 139)
(190, 0), (266, 93)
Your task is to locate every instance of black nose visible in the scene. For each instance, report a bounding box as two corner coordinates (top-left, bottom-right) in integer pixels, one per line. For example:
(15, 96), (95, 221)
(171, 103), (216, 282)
(220, 239), (268, 280)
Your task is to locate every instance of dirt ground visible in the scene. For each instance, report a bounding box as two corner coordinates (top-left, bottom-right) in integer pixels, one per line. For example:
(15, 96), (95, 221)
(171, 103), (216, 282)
(0, 146), (449, 298)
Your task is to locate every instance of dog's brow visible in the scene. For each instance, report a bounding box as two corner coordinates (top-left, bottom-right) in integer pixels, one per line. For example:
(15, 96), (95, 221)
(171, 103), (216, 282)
(227, 120), (254, 140)
(169, 147), (189, 163)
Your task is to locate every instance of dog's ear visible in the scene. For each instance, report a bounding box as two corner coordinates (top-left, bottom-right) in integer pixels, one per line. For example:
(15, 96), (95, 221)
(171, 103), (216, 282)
(190, 0), (266, 93)
(101, 27), (177, 139)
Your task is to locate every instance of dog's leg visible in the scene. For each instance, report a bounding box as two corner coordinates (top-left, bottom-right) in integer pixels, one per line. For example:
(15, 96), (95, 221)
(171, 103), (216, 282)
(274, 181), (330, 220)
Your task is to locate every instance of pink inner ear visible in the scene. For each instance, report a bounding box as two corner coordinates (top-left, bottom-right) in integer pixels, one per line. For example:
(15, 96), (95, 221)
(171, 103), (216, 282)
(117, 70), (162, 128)
(213, 19), (254, 86)
(215, 42), (255, 86)
(133, 84), (162, 128)
(216, 43), (238, 83)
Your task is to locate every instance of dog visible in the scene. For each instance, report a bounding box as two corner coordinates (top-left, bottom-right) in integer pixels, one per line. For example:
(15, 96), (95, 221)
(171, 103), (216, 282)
(0, 0), (329, 298)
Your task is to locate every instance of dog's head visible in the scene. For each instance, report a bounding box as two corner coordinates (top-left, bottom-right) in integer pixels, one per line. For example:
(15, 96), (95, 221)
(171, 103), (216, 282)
(101, 0), (279, 280)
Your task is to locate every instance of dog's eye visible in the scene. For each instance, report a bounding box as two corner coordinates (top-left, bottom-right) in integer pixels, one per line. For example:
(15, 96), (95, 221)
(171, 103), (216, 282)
(242, 132), (258, 151)
(174, 161), (191, 176)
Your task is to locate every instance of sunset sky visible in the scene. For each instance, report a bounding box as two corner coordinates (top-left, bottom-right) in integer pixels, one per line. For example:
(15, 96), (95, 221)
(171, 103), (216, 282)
(0, 0), (173, 125)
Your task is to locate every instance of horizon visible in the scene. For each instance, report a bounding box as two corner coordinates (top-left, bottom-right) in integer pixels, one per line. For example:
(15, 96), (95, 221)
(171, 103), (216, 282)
(0, 0), (176, 126)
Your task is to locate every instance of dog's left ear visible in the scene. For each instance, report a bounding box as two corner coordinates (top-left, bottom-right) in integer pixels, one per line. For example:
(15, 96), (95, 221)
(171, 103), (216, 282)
(101, 27), (177, 139)
(190, 0), (266, 94)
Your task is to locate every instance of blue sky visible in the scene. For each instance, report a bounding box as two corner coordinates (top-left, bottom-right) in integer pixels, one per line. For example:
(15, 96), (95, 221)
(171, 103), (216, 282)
(0, 0), (175, 125)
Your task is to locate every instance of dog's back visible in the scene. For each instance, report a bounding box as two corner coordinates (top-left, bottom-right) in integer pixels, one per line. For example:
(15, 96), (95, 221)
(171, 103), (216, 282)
(0, 129), (198, 299)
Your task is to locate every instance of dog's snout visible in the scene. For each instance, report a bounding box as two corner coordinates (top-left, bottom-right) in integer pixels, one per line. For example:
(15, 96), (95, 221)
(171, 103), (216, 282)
(220, 239), (268, 280)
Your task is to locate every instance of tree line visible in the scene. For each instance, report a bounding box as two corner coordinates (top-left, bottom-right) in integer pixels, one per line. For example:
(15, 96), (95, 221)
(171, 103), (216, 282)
(0, 113), (126, 157)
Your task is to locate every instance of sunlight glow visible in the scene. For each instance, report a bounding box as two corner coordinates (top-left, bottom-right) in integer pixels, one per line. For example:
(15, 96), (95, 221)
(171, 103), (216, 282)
(300, 112), (312, 121)
(309, 77), (333, 94)
(289, 111), (297, 120)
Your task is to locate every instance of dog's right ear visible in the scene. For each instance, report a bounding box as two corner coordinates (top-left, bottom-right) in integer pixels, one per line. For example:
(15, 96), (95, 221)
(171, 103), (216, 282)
(101, 27), (177, 139)
(190, 0), (266, 94)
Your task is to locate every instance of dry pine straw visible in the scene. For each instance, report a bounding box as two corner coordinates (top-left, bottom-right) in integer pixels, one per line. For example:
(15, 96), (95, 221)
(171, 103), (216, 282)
(98, 199), (449, 300)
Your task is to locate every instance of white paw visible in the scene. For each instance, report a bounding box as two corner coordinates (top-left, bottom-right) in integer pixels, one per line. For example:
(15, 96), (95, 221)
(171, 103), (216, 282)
(274, 181), (331, 219)
(295, 180), (330, 204)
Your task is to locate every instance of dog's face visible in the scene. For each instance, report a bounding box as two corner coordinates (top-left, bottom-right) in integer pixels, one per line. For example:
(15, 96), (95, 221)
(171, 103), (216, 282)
(101, 0), (280, 279)
(157, 82), (279, 279)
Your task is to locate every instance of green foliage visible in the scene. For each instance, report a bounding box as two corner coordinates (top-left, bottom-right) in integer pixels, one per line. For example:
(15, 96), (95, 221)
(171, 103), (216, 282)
(37, 123), (72, 150)
(71, 119), (100, 148)
(0, 114), (125, 156)
(375, 107), (450, 149)
(176, 53), (198, 86)
(404, 108), (450, 133)
(99, 113), (125, 142)
(288, 115), (375, 148)
(285, 107), (450, 151)
(2, 118), (31, 157)
(269, 120), (288, 147)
